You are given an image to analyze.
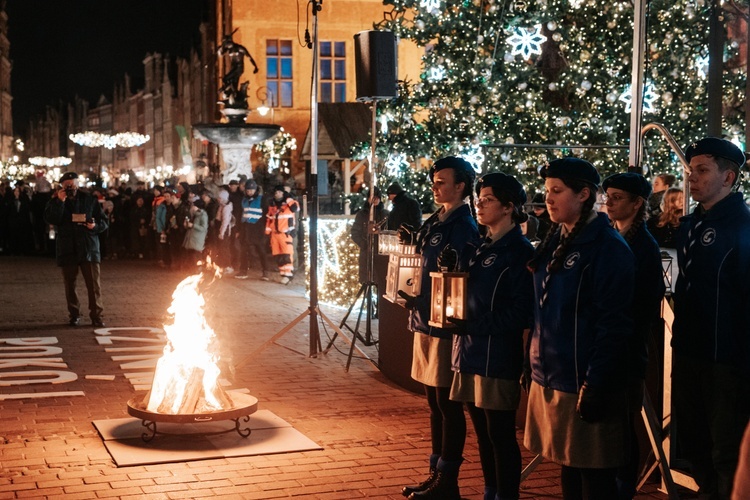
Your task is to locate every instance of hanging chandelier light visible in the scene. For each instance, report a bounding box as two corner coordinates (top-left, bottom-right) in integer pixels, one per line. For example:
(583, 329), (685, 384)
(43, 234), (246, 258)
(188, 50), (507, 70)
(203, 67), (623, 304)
(69, 132), (150, 149)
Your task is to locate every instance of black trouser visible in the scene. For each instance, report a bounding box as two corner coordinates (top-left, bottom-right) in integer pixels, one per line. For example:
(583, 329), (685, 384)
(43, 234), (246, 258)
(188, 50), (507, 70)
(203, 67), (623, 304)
(467, 403), (520, 499)
(560, 465), (618, 500)
(425, 385), (466, 461)
(673, 354), (750, 499)
(238, 224), (269, 273)
(62, 262), (103, 321)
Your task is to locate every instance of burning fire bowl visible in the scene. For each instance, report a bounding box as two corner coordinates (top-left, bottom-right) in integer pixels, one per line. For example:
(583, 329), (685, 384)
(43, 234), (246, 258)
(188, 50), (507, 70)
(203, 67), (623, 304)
(127, 393), (258, 442)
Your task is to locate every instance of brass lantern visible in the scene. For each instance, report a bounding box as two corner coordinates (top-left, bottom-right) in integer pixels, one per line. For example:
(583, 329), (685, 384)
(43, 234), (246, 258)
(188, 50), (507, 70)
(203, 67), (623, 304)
(428, 271), (468, 328)
(383, 245), (423, 304)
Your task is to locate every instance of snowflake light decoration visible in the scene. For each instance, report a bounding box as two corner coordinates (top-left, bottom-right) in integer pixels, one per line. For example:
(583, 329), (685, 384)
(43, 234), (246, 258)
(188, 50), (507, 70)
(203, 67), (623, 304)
(427, 65), (447, 82)
(695, 55), (709, 79)
(459, 146), (485, 172)
(420, 0), (441, 15)
(506, 25), (547, 61)
(619, 83), (659, 114)
(385, 153), (408, 177)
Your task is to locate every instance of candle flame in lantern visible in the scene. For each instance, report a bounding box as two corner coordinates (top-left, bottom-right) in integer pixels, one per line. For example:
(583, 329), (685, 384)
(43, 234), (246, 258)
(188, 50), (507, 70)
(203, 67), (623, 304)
(145, 264), (232, 414)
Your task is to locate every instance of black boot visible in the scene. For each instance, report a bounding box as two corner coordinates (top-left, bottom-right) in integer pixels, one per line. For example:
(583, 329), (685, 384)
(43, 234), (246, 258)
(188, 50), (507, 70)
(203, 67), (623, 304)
(402, 454), (439, 497)
(402, 467), (437, 497)
(408, 458), (462, 500)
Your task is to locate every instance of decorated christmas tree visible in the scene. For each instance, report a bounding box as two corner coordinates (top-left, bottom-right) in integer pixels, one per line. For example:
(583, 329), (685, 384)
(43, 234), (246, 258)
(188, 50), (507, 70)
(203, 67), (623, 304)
(368, 0), (746, 196)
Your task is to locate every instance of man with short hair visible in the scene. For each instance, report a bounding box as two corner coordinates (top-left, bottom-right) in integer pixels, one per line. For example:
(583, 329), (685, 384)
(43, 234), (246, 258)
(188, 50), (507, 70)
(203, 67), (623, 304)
(44, 172), (109, 327)
(672, 137), (750, 499)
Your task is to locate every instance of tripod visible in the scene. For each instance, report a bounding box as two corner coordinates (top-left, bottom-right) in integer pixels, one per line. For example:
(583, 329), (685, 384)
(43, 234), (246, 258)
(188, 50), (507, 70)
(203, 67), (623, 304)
(324, 216), (382, 371)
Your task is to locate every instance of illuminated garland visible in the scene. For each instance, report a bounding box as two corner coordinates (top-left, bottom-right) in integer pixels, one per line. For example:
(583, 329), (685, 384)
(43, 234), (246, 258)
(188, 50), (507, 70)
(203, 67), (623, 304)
(255, 127), (297, 174)
(29, 156), (72, 167)
(69, 131), (150, 149)
(303, 217), (361, 308)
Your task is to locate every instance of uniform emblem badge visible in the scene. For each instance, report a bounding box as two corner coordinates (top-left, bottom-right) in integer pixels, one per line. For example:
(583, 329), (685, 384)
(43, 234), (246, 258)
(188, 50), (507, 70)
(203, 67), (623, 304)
(700, 228), (716, 246)
(564, 252), (581, 269)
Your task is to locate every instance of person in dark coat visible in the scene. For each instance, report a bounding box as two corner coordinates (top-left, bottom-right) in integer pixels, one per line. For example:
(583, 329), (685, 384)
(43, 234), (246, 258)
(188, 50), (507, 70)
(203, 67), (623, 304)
(602, 172), (665, 499)
(450, 172), (535, 500)
(5, 185), (35, 255)
(44, 172), (109, 327)
(672, 137), (750, 499)
(350, 187), (388, 284)
(524, 158), (635, 499)
(398, 157), (479, 499)
(386, 182), (422, 232)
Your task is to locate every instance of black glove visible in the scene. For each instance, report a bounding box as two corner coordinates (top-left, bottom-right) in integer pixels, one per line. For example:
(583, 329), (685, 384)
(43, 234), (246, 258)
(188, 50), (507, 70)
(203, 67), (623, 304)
(397, 290), (416, 310)
(576, 382), (609, 423)
(438, 245), (458, 272)
(446, 316), (468, 333)
(397, 223), (416, 245)
(289, 229), (297, 238)
(520, 365), (532, 394)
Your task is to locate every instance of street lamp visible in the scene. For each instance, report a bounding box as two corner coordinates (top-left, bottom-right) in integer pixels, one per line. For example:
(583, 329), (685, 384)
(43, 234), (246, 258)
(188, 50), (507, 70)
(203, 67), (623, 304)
(256, 86), (275, 123)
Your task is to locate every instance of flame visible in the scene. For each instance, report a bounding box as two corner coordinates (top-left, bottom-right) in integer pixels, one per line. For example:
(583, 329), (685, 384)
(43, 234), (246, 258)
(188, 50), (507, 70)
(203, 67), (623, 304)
(145, 264), (232, 414)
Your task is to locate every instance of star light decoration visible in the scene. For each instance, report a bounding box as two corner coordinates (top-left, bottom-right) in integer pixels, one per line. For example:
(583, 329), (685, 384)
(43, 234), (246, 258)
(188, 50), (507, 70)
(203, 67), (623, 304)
(619, 83), (659, 114)
(506, 25), (547, 61)
(69, 132), (150, 149)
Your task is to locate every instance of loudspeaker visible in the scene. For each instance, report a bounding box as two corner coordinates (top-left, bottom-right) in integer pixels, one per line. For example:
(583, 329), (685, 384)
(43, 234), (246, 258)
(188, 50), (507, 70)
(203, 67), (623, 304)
(354, 30), (397, 101)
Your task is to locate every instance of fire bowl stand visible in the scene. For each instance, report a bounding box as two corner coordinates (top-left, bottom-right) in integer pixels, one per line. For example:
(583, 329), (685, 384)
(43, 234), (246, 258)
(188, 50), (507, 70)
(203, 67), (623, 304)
(126, 393), (259, 443)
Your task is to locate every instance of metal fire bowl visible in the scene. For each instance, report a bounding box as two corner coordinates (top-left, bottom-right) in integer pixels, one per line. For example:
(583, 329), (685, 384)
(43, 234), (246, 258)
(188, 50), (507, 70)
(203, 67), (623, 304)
(127, 393), (258, 423)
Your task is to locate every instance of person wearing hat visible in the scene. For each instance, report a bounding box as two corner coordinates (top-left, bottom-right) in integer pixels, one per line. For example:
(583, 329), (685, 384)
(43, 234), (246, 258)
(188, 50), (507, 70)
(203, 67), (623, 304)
(447, 172), (535, 500)
(44, 172), (109, 327)
(671, 137), (750, 499)
(602, 172), (665, 499)
(265, 185), (299, 284)
(235, 179), (271, 280)
(398, 156), (479, 499)
(153, 188), (176, 268)
(386, 182), (422, 232)
(524, 157), (635, 498)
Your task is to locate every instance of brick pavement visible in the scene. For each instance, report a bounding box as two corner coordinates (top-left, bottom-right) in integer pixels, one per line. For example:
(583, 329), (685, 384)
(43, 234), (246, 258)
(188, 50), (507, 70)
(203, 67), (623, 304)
(0, 256), (696, 499)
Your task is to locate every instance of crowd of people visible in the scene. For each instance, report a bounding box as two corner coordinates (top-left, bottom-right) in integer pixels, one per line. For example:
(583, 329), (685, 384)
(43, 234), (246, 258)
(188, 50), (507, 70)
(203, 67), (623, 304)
(0, 176), (301, 283)
(390, 138), (748, 500)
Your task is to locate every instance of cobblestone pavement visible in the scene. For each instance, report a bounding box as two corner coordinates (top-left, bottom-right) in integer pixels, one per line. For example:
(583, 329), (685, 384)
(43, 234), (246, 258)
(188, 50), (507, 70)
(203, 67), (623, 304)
(0, 256), (696, 499)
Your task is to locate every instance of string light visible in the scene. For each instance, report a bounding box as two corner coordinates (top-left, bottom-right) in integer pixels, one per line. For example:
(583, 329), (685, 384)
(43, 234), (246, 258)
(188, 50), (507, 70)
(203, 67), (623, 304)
(29, 156), (72, 167)
(69, 131), (150, 149)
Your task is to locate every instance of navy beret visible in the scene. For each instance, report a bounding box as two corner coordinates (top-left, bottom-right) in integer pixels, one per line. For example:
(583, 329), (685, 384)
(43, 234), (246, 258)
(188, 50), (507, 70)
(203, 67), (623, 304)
(429, 156), (477, 183)
(476, 172), (527, 207)
(59, 171), (79, 182)
(685, 137), (746, 168)
(602, 172), (652, 199)
(538, 157), (601, 187)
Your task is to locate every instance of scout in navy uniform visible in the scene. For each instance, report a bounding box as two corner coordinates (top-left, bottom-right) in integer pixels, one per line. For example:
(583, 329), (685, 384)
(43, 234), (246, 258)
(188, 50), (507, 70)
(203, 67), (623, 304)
(672, 137), (750, 500)
(398, 156), (479, 500)
(602, 172), (665, 499)
(448, 172), (534, 500)
(524, 158), (635, 499)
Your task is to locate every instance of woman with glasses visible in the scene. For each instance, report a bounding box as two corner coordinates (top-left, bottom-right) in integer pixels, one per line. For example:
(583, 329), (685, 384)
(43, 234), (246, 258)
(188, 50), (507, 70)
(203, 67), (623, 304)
(602, 173), (665, 499)
(524, 158), (635, 499)
(449, 172), (535, 500)
(398, 156), (479, 500)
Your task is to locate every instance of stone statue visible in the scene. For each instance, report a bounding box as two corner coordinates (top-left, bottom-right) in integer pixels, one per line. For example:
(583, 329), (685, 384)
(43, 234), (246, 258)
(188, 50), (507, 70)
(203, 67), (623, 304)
(218, 32), (259, 109)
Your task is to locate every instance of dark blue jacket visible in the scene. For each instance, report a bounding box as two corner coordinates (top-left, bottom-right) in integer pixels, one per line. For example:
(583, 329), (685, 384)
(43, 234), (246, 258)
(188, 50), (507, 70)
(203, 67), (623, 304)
(529, 213), (635, 393)
(44, 190), (108, 266)
(451, 225), (535, 379)
(673, 192), (750, 376)
(411, 204), (479, 339)
(624, 222), (665, 380)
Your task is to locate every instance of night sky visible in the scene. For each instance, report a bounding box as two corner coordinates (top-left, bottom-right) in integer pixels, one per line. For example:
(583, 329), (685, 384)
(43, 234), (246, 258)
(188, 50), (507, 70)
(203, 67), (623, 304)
(6, 0), (209, 137)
